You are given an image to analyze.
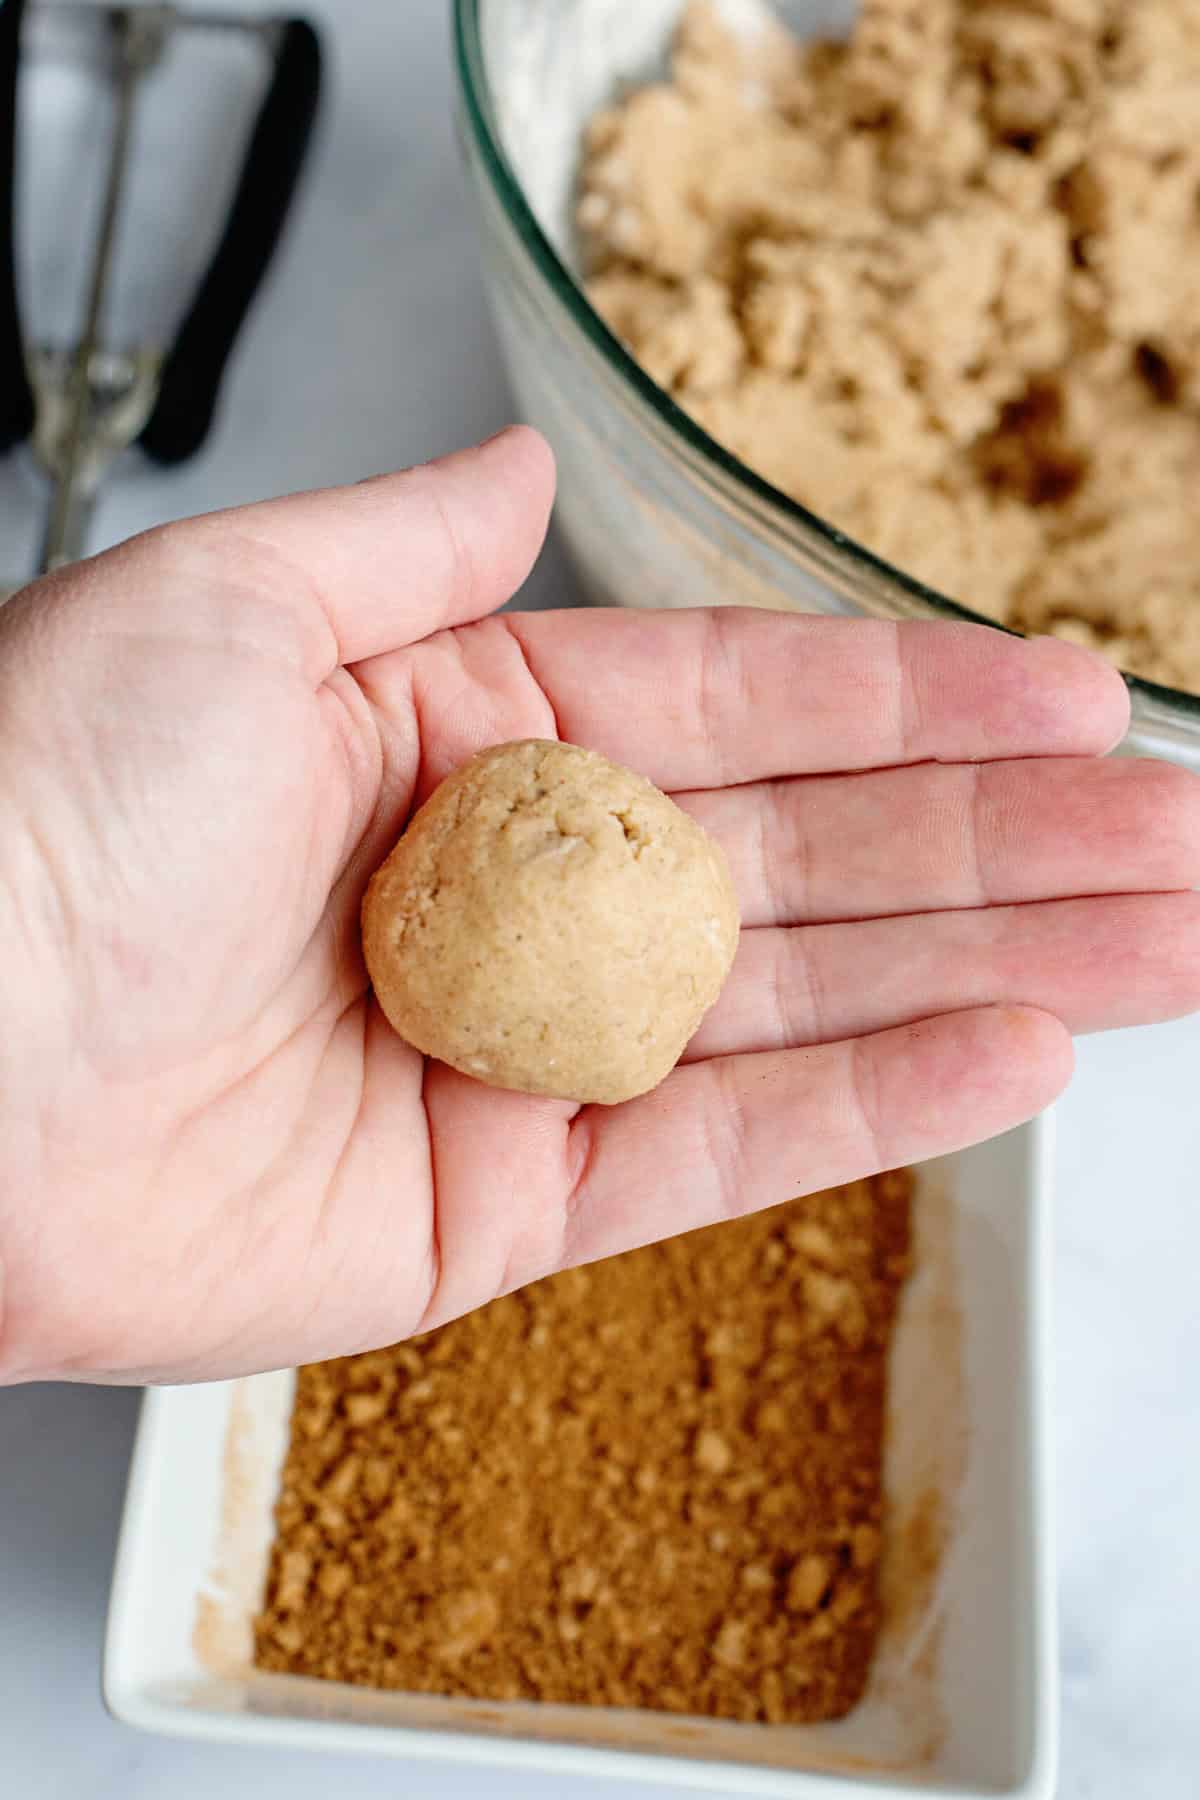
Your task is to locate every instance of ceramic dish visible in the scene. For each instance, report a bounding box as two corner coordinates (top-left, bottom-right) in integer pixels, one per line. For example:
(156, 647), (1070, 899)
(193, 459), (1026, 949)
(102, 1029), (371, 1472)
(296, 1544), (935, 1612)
(106, 1119), (1057, 1799)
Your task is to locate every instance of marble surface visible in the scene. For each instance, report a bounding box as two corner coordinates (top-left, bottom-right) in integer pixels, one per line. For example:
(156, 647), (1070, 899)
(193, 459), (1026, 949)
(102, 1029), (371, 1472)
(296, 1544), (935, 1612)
(1, 4), (1197, 1796)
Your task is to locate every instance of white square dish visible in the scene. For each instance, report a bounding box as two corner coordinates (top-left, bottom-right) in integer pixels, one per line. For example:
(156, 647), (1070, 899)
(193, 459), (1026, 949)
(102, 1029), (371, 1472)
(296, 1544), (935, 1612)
(105, 1118), (1056, 1798)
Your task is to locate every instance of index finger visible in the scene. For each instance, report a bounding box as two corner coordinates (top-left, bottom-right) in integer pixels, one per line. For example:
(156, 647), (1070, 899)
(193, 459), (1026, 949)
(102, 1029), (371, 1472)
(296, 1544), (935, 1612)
(505, 609), (1129, 789)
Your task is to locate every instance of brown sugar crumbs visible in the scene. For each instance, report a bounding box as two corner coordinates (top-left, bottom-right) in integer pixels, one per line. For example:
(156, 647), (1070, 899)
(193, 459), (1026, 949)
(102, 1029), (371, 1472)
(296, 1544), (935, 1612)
(255, 1171), (912, 1724)
(581, 0), (1200, 694)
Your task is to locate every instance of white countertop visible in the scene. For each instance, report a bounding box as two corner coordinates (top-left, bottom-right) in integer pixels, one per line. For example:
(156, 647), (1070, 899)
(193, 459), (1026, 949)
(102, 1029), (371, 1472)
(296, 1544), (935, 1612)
(1, 4), (1197, 1796)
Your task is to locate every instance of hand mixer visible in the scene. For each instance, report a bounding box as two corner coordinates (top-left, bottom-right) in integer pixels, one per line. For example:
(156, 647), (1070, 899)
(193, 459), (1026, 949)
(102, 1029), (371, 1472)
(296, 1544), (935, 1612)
(0, 0), (321, 591)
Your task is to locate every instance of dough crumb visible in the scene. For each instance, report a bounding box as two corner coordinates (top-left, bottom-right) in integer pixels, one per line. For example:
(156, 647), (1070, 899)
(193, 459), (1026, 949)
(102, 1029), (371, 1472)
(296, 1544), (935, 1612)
(254, 1169), (914, 1723)
(582, 0), (1200, 695)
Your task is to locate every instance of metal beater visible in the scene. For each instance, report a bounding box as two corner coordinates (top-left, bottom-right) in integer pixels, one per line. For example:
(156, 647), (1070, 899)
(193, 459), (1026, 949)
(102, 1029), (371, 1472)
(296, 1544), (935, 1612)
(0, 0), (321, 587)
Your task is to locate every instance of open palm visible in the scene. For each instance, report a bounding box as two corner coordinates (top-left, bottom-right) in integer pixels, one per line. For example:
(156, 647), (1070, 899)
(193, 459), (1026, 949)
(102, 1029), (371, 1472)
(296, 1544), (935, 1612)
(3, 428), (1198, 1385)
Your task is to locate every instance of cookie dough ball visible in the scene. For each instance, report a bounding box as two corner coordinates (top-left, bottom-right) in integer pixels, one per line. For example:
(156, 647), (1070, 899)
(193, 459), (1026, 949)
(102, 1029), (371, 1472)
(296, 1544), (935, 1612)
(361, 739), (740, 1105)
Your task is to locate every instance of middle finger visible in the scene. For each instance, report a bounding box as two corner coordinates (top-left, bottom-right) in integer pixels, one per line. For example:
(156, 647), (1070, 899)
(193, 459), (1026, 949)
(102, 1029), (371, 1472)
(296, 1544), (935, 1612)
(678, 755), (1200, 927)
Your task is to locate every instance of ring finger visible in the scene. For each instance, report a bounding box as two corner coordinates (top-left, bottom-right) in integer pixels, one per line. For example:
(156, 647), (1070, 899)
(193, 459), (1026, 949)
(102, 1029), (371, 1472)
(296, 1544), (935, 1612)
(687, 891), (1200, 1059)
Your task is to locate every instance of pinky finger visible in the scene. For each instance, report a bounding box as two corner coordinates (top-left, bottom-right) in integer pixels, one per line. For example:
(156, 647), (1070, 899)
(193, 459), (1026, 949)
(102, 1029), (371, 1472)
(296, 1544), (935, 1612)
(561, 1006), (1072, 1271)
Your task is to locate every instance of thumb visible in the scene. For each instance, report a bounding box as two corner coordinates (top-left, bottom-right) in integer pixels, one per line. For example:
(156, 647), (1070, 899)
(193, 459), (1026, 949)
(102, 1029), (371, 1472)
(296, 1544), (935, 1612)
(150, 425), (556, 674)
(261, 425), (555, 667)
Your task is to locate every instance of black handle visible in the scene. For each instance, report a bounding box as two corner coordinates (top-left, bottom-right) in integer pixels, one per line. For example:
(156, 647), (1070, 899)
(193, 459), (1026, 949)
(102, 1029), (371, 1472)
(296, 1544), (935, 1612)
(139, 16), (322, 466)
(0, 0), (34, 454)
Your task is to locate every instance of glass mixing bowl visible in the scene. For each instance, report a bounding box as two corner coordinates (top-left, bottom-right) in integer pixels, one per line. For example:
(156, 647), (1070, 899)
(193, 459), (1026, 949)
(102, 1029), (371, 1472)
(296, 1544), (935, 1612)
(453, 0), (1200, 769)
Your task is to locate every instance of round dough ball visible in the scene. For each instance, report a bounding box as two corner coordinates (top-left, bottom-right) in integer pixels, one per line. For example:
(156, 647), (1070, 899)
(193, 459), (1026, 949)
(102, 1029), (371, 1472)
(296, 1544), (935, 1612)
(361, 739), (740, 1105)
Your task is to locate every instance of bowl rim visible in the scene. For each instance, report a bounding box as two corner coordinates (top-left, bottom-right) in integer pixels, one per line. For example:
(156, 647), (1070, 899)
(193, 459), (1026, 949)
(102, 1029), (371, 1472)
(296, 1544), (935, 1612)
(451, 0), (1200, 728)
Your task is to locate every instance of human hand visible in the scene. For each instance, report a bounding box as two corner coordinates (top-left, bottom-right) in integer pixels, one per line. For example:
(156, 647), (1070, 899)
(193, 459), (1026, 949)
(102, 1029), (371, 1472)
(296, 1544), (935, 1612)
(2, 428), (1198, 1385)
